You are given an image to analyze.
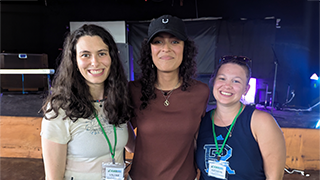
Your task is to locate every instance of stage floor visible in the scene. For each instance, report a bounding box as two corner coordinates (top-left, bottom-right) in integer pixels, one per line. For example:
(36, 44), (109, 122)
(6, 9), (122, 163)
(0, 92), (46, 117)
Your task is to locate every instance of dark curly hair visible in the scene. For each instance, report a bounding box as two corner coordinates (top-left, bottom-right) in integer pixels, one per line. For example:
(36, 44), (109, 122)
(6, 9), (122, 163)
(138, 38), (198, 110)
(42, 24), (133, 126)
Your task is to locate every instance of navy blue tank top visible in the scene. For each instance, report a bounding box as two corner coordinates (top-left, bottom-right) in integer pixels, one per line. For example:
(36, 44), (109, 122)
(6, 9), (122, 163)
(196, 105), (266, 180)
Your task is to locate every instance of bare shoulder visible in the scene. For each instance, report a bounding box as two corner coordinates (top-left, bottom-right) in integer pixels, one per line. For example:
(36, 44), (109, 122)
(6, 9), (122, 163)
(252, 109), (277, 125)
(251, 109), (283, 140)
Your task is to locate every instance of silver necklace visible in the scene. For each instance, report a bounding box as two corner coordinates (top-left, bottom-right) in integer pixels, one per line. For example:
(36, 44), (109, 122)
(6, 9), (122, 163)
(215, 103), (243, 138)
(216, 114), (234, 137)
(158, 80), (180, 107)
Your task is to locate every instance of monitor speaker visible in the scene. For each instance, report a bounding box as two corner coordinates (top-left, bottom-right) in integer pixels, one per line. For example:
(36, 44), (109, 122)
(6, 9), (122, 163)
(116, 43), (132, 81)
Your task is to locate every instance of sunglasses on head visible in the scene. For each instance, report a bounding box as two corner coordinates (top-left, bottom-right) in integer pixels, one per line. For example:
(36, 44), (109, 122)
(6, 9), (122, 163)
(219, 55), (252, 63)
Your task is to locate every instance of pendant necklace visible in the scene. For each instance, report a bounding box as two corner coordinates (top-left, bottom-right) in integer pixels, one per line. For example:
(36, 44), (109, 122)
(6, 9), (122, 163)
(216, 115), (234, 137)
(158, 80), (180, 107)
(214, 103), (244, 138)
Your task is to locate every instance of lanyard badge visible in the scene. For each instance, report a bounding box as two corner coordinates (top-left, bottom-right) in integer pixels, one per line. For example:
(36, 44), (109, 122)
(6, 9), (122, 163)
(208, 103), (243, 179)
(208, 160), (227, 179)
(102, 162), (125, 180)
(94, 113), (125, 180)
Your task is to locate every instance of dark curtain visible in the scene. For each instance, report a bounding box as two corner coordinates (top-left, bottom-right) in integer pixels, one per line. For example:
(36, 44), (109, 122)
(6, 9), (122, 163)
(185, 20), (218, 74)
(215, 19), (276, 80)
(127, 22), (149, 77)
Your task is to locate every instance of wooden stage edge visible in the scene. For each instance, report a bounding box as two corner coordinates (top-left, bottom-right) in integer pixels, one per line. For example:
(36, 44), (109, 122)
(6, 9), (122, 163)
(0, 116), (319, 171)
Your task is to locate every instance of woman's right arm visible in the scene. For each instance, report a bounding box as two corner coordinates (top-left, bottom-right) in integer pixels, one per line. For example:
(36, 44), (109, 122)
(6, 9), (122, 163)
(41, 137), (67, 180)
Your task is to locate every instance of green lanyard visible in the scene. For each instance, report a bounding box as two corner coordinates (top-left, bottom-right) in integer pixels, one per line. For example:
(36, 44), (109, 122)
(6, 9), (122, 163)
(211, 103), (243, 160)
(94, 112), (117, 164)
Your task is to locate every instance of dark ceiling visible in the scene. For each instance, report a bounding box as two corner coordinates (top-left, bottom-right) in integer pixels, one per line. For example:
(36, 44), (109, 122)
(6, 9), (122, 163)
(0, 0), (312, 22)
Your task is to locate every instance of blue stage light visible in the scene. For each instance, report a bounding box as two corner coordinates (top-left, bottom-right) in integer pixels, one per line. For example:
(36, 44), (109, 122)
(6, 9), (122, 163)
(310, 73), (319, 88)
(315, 120), (320, 128)
(310, 73), (319, 80)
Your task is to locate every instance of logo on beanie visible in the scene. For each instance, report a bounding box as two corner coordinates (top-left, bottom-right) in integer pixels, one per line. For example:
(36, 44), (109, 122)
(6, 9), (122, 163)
(162, 18), (169, 24)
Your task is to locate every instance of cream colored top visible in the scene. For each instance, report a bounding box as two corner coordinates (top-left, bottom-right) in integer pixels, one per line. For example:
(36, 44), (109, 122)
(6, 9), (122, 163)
(41, 103), (128, 180)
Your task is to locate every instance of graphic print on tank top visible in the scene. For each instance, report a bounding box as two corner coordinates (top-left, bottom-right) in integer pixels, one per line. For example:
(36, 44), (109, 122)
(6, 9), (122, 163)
(203, 134), (236, 175)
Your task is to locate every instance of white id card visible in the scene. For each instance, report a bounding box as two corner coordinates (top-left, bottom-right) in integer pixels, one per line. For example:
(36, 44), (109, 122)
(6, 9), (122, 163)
(101, 162), (125, 180)
(208, 160), (227, 179)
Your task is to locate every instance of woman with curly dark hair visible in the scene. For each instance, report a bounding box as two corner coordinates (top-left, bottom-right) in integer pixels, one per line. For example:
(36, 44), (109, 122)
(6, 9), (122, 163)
(128, 15), (210, 180)
(41, 24), (135, 180)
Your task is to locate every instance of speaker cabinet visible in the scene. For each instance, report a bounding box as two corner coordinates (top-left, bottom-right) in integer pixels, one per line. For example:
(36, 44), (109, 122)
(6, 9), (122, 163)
(116, 43), (132, 81)
(0, 53), (49, 92)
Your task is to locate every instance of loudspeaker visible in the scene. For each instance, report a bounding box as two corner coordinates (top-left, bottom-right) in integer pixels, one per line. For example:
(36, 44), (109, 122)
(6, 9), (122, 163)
(0, 53), (49, 92)
(116, 43), (132, 81)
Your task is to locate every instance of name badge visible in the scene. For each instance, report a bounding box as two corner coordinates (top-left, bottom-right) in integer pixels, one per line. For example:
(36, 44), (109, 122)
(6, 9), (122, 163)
(102, 162), (125, 180)
(208, 160), (227, 179)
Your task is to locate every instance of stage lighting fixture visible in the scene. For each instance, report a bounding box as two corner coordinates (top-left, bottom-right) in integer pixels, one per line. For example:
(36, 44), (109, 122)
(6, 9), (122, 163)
(315, 119), (320, 128)
(310, 73), (319, 88)
(310, 73), (319, 80)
